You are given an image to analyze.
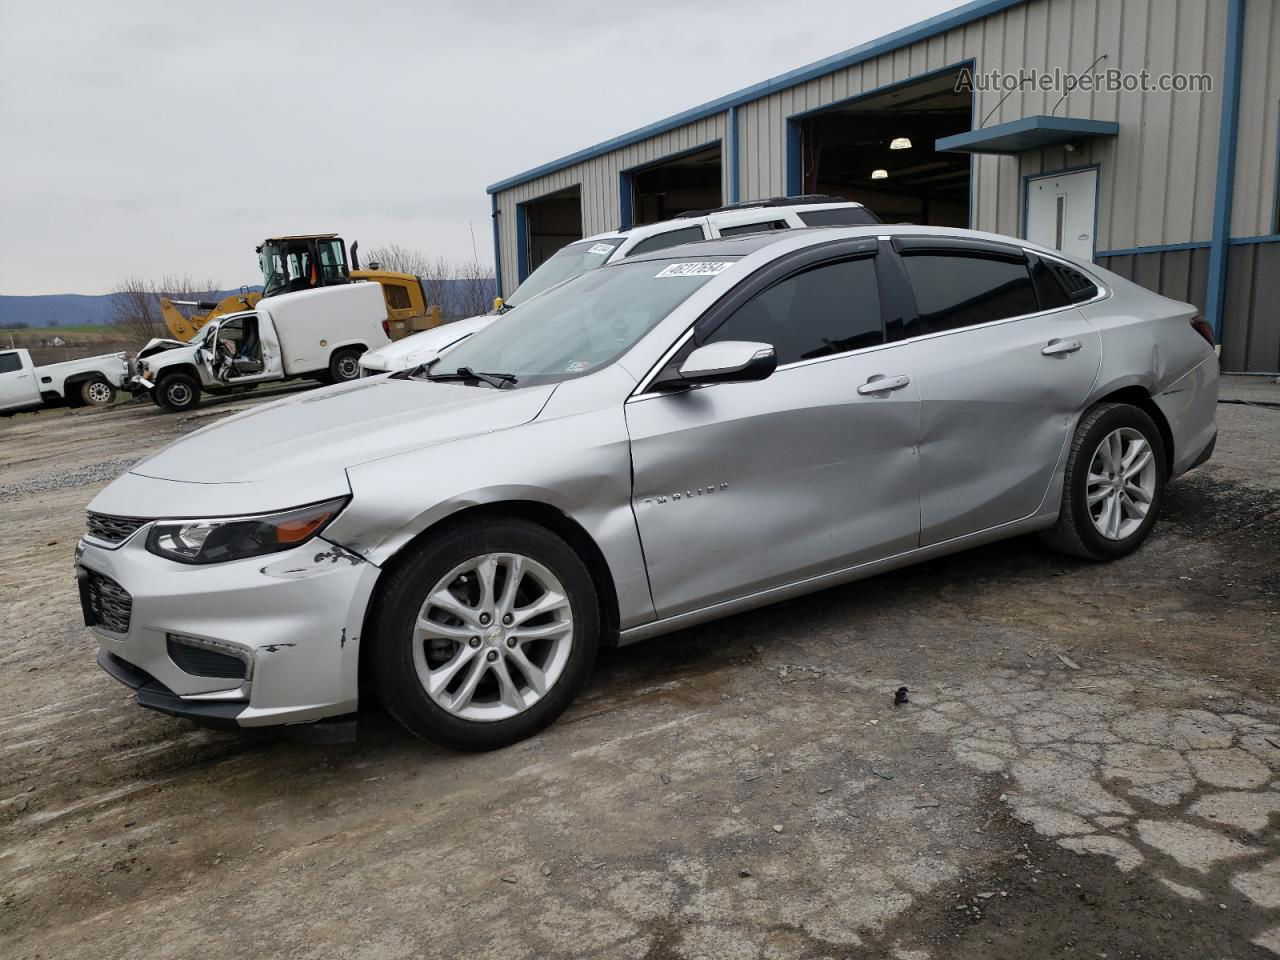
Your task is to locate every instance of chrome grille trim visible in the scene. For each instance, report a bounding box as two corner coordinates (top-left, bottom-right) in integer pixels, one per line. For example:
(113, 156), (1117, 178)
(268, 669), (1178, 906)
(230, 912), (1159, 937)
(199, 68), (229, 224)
(86, 512), (148, 547)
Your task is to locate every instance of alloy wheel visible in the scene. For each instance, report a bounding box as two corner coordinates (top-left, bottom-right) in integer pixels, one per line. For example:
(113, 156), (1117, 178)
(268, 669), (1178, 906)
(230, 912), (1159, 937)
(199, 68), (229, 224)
(412, 553), (574, 722)
(1087, 427), (1156, 540)
(86, 381), (113, 404)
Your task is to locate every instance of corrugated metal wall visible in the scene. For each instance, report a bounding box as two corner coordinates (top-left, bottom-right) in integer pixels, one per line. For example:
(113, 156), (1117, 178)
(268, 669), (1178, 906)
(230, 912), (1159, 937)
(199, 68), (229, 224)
(1222, 242), (1280, 371)
(493, 114), (726, 293)
(1097, 246), (1211, 309)
(1232, 0), (1280, 238)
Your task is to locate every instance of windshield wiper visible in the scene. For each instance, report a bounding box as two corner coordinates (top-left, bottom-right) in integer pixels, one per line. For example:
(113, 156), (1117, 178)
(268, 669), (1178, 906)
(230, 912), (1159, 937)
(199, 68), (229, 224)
(424, 366), (518, 389)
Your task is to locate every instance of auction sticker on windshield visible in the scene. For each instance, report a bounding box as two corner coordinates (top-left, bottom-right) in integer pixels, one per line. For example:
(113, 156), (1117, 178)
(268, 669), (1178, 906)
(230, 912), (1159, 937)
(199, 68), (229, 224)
(655, 262), (732, 278)
(588, 243), (615, 256)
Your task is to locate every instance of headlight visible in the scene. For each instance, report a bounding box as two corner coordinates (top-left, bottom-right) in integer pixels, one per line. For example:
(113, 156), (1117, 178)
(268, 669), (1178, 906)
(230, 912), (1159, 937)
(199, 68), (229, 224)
(145, 498), (348, 565)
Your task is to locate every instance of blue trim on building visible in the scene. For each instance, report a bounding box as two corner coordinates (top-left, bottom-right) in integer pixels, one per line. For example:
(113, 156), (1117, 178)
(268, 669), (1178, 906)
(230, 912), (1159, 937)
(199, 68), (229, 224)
(785, 118), (802, 196)
(1274, 100), (1280, 234)
(1021, 164), (1101, 258)
(937, 116), (1119, 155)
(727, 105), (740, 204)
(618, 171), (633, 230)
(617, 139), (723, 229)
(1095, 240), (1213, 258)
(486, 0), (1027, 194)
(1228, 233), (1280, 246)
(1205, 0), (1246, 339)
(515, 201), (529, 283)
(490, 193), (503, 298)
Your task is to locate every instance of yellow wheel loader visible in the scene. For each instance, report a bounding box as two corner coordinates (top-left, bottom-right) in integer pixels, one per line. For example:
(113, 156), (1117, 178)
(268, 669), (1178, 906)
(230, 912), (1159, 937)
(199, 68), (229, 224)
(160, 291), (263, 342)
(257, 234), (442, 341)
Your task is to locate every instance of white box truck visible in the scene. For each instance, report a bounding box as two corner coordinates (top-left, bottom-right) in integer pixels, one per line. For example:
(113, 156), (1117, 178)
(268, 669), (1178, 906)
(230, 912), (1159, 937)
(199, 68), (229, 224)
(0, 348), (130, 415)
(132, 282), (390, 412)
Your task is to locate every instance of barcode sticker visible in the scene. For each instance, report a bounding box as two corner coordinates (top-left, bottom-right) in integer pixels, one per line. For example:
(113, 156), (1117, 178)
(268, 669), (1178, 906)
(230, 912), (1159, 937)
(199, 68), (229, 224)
(588, 243), (614, 255)
(655, 261), (732, 278)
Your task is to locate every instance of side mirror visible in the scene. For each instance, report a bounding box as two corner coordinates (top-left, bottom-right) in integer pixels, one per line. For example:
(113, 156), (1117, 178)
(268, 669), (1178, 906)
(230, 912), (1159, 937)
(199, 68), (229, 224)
(663, 341), (777, 388)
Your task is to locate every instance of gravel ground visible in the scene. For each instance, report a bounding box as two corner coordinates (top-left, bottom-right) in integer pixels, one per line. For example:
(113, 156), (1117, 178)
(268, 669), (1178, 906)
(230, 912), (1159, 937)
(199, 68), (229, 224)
(0, 378), (1276, 959)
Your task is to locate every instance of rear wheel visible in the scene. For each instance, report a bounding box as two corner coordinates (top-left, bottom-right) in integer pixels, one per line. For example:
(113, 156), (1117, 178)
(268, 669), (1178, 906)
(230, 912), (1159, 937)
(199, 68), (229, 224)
(79, 377), (116, 407)
(371, 518), (600, 751)
(1040, 402), (1166, 561)
(329, 348), (362, 383)
(155, 372), (201, 413)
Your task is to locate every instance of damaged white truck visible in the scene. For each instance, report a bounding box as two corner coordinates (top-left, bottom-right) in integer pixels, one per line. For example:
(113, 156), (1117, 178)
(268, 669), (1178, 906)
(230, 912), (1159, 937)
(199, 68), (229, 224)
(132, 283), (389, 412)
(0, 347), (129, 414)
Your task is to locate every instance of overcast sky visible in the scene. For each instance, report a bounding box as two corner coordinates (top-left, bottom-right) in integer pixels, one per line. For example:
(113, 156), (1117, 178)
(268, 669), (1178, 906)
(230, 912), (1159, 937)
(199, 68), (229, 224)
(0, 0), (960, 295)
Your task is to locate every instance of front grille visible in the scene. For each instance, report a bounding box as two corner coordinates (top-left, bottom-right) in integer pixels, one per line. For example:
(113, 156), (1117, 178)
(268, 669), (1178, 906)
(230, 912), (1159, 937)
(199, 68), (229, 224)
(86, 512), (148, 546)
(166, 636), (248, 680)
(82, 568), (132, 633)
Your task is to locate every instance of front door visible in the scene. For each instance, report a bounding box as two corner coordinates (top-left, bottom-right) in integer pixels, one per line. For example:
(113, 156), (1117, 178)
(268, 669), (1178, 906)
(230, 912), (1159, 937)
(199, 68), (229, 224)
(626, 251), (921, 619)
(0, 351), (34, 411)
(1026, 168), (1098, 260)
(894, 244), (1102, 546)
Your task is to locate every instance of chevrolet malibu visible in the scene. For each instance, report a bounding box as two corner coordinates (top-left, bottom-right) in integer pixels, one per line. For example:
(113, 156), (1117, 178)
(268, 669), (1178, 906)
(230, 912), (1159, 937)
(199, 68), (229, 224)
(78, 226), (1219, 750)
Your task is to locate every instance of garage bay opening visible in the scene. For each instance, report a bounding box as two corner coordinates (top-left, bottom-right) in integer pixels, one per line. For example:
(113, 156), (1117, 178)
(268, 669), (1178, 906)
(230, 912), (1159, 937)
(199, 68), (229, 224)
(522, 185), (583, 276)
(627, 143), (722, 226)
(795, 67), (972, 226)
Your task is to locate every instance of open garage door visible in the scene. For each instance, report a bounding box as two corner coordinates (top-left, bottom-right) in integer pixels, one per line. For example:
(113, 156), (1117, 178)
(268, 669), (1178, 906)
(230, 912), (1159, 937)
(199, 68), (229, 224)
(796, 69), (972, 226)
(522, 185), (583, 277)
(627, 144), (722, 226)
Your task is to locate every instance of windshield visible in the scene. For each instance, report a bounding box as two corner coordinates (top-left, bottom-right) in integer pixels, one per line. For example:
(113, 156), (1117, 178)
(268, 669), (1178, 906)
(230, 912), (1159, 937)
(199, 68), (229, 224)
(504, 238), (624, 308)
(424, 257), (737, 386)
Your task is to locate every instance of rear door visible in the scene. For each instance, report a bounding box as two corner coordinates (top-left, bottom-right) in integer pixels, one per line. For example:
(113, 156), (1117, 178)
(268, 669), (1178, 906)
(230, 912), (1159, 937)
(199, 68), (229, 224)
(889, 237), (1102, 545)
(0, 351), (38, 411)
(626, 240), (921, 618)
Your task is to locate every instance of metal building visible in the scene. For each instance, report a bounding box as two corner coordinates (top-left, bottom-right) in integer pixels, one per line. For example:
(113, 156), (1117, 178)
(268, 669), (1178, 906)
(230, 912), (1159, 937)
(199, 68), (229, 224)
(487, 0), (1277, 372)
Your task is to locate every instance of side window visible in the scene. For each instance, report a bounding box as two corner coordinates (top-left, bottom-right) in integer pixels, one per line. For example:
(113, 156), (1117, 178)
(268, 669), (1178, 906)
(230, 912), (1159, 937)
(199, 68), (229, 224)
(625, 226), (705, 258)
(798, 207), (880, 227)
(1029, 256), (1070, 310)
(717, 219), (789, 238)
(0, 352), (22, 374)
(704, 257), (883, 365)
(901, 253), (1039, 333)
(384, 284), (412, 310)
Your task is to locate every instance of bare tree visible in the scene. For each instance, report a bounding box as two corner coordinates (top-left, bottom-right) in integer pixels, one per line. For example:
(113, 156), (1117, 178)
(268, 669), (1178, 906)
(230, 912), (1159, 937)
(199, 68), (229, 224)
(362, 243), (430, 276)
(420, 256), (453, 315)
(109, 275), (221, 343)
(454, 260), (497, 319)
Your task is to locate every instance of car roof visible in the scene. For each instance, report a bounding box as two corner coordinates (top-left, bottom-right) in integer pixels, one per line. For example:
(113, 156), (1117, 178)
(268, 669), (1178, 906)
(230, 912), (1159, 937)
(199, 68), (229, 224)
(619, 231), (826, 263)
(582, 197), (873, 244)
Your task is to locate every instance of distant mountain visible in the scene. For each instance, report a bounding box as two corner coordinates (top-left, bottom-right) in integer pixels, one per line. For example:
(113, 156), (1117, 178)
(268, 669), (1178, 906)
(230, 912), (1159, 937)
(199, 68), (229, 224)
(0, 279), (497, 328)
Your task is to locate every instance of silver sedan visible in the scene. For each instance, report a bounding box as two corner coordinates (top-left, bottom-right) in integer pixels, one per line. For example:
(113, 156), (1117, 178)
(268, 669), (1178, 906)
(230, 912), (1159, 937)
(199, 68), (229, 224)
(78, 226), (1219, 749)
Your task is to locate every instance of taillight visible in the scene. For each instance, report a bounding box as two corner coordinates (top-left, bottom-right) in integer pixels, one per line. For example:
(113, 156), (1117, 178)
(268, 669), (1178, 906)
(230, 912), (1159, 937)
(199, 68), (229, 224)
(1190, 315), (1214, 346)
(381, 320), (390, 338)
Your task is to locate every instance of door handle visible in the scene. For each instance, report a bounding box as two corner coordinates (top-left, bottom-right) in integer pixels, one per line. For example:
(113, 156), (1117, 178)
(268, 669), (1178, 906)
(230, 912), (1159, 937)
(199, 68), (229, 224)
(1041, 339), (1082, 356)
(857, 374), (911, 396)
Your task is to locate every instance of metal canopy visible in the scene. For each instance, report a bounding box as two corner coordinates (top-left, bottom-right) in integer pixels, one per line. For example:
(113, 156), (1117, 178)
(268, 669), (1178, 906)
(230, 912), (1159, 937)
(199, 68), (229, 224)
(935, 116), (1119, 155)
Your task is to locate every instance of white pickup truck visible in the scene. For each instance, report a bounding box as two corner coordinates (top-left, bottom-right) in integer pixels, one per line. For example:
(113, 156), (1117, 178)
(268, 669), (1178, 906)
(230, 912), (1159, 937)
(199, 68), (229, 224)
(132, 282), (389, 412)
(0, 348), (130, 415)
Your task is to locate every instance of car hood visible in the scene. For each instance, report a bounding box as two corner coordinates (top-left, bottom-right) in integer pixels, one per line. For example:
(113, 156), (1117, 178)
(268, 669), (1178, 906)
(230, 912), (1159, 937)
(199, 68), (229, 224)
(138, 337), (197, 360)
(361, 314), (496, 371)
(95, 378), (556, 516)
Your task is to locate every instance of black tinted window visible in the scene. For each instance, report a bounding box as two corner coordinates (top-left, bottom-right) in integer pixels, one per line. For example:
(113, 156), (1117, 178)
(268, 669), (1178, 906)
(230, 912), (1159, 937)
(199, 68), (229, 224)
(718, 219), (789, 238)
(626, 226), (705, 257)
(1030, 256), (1070, 310)
(1049, 261), (1099, 302)
(0, 352), (21, 374)
(798, 207), (879, 227)
(706, 257), (883, 364)
(902, 254), (1038, 333)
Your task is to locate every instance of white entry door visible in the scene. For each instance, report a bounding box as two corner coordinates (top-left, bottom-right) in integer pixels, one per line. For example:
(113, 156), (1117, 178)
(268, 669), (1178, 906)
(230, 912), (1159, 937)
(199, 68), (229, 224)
(1026, 168), (1098, 260)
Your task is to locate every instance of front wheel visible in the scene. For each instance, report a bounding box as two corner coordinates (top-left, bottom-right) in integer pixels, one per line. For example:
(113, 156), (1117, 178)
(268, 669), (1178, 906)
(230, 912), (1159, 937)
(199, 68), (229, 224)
(371, 518), (600, 751)
(1040, 402), (1166, 561)
(155, 372), (201, 413)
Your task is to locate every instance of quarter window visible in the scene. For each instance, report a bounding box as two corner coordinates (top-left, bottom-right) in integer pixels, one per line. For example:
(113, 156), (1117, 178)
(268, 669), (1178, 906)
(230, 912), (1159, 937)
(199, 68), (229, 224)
(718, 220), (789, 238)
(798, 207), (880, 227)
(625, 226), (705, 257)
(901, 254), (1039, 333)
(705, 257), (883, 365)
(0, 352), (21, 374)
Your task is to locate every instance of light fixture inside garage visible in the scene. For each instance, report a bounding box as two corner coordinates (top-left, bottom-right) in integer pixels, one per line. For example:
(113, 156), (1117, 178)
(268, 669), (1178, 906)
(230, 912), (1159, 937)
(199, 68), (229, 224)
(871, 168), (888, 179)
(890, 137), (913, 150)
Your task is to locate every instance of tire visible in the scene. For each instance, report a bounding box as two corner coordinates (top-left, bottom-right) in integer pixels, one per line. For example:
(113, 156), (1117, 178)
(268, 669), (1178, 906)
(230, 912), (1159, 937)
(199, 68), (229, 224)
(1040, 402), (1167, 561)
(328, 348), (362, 384)
(155, 372), (201, 413)
(79, 377), (116, 407)
(370, 518), (601, 751)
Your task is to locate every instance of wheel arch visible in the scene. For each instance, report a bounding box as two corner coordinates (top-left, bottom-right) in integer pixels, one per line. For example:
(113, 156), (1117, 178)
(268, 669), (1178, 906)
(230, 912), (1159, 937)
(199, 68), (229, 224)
(357, 499), (623, 698)
(1087, 384), (1175, 474)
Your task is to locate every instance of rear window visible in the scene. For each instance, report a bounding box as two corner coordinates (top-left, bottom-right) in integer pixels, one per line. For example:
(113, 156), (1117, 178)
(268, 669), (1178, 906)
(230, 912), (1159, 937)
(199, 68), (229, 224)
(718, 219), (789, 238)
(798, 207), (880, 227)
(0, 352), (21, 373)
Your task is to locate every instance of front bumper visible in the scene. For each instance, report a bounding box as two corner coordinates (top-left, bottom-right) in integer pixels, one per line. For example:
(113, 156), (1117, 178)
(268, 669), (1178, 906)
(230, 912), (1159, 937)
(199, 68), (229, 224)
(77, 531), (380, 728)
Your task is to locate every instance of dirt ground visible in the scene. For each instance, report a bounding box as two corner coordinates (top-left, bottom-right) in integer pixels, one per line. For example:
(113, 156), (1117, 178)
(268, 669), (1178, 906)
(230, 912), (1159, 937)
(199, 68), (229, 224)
(1, 377), (1277, 959)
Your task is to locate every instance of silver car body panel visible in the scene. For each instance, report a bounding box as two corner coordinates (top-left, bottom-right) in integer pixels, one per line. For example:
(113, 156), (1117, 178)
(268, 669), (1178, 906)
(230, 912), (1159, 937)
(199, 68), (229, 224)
(83, 224), (1218, 726)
